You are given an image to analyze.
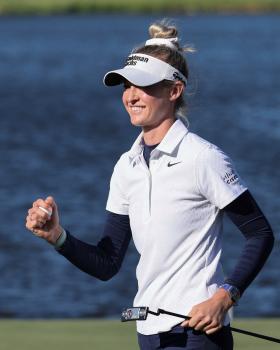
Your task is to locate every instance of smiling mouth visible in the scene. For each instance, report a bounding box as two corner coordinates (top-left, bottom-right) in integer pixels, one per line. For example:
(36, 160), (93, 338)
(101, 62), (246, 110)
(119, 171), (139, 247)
(130, 106), (145, 112)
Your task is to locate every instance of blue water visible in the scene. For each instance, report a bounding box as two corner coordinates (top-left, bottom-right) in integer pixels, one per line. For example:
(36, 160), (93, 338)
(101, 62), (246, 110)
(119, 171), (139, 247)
(0, 15), (279, 318)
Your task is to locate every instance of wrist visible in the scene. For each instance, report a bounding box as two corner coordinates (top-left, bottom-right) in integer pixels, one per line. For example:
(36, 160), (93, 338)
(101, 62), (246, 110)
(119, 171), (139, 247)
(212, 288), (234, 309)
(219, 283), (240, 306)
(54, 227), (67, 249)
(48, 226), (64, 245)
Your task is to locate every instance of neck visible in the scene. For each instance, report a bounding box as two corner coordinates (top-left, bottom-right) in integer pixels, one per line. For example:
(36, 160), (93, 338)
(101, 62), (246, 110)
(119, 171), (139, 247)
(142, 117), (175, 145)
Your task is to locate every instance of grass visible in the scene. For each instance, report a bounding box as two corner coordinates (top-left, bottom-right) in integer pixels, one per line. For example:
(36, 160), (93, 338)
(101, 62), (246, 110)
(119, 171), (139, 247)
(0, 0), (280, 14)
(0, 318), (279, 350)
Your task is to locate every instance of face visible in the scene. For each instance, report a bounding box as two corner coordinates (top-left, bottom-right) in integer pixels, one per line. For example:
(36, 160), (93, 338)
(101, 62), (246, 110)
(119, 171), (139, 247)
(122, 80), (182, 129)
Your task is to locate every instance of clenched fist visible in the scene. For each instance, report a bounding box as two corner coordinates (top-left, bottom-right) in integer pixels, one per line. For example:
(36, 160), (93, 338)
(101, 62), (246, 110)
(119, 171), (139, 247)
(26, 196), (63, 245)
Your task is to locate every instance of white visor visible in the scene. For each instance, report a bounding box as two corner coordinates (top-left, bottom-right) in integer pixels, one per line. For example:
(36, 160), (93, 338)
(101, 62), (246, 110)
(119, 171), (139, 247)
(103, 53), (187, 87)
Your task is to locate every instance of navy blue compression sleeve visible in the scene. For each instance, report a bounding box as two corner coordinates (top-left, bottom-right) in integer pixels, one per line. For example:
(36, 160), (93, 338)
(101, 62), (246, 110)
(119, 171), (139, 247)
(223, 190), (274, 295)
(58, 212), (131, 281)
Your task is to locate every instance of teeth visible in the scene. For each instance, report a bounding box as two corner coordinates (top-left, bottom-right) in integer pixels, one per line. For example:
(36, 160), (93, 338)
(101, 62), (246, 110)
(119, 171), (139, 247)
(131, 106), (144, 112)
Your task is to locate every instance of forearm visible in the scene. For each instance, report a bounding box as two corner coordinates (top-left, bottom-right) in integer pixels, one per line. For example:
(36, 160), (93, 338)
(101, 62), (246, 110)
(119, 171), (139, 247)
(224, 233), (274, 293)
(57, 212), (131, 281)
(224, 190), (274, 295)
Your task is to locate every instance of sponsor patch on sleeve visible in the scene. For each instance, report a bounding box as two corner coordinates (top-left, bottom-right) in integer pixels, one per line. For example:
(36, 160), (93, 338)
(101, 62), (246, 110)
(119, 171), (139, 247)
(223, 171), (239, 185)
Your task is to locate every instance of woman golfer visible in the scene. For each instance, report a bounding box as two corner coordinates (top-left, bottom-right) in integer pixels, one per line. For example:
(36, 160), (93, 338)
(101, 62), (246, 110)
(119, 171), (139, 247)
(26, 20), (274, 350)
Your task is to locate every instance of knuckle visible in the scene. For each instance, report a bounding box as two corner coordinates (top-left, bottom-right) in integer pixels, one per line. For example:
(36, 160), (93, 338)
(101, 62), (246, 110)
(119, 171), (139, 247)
(204, 316), (211, 324)
(192, 306), (199, 312)
(188, 320), (195, 327)
(29, 222), (36, 229)
(30, 212), (36, 220)
(32, 212), (41, 221)
(33, 198), (42, 207)
(190, 320), (199, 328)
(197, 312), (204, 319)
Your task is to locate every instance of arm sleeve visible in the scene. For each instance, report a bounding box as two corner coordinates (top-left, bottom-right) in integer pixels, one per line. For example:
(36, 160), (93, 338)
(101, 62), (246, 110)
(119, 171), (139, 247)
(223, 190), (274, 295)
(196, 145), (247, 209)
(57, 211), (132, 281)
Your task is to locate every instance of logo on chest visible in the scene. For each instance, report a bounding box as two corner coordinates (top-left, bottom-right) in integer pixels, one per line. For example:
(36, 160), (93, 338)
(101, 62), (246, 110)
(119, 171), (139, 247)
(167, 161), (182, 167)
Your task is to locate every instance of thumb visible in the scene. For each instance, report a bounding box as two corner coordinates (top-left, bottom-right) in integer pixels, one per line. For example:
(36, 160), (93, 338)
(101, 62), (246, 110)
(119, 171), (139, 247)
(45, 196), (55, 207)
(45, 196), (58, 215)
(45, 196), (59, 224)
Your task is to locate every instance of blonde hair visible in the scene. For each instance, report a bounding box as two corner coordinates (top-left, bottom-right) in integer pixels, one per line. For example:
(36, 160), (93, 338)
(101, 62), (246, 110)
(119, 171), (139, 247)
(148, 21), (195, 54)
(134, 19), (194, 124)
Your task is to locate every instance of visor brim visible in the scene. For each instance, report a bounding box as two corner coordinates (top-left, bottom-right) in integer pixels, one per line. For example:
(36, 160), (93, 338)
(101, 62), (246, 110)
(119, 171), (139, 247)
(103, 67), (163, 87)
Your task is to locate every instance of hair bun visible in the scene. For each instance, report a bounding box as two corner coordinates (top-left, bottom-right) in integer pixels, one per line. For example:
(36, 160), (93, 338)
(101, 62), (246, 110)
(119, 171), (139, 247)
(148, 19), (195, 54)
(149, 22), (178, 40)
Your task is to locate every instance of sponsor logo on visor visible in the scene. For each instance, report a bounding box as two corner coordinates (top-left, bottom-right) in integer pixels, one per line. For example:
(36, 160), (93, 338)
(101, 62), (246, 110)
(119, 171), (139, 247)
(126, 55), (149, 66)
(173, 72), (185, 83)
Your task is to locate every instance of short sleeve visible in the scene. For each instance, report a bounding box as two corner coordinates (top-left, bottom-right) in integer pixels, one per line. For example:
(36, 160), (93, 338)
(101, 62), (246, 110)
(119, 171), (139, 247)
(196, 145), (247, 209)
(106, 157), (129, 215)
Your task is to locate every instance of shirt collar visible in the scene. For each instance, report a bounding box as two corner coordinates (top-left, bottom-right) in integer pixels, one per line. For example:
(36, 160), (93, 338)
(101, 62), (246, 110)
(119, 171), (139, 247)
(128, 119), (188, 162)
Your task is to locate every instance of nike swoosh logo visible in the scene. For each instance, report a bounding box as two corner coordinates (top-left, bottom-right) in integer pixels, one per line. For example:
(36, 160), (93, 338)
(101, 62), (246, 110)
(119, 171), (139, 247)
(167, 161), (182, 167)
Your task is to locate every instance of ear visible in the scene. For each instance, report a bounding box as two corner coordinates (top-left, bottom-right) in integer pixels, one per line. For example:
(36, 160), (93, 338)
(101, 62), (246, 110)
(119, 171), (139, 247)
(169, 81), (185, 102)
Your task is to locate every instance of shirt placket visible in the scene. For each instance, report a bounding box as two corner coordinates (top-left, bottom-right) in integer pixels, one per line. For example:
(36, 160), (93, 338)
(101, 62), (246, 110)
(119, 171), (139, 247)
(145, 150), (160, 217)
(138, 154), (152, 219)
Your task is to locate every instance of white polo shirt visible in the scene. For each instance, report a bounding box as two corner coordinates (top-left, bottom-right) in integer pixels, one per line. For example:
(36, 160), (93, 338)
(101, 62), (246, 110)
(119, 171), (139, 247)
(106, 119), (247, 335)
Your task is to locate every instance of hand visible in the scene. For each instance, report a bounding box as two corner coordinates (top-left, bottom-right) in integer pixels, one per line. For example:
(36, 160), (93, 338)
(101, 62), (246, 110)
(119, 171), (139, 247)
(26, 196), (63, 245)
(181, 289), (234, 334)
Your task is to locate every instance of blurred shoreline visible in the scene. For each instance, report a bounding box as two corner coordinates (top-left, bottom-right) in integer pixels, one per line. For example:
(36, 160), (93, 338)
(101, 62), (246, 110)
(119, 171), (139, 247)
(0, 0), (280, 15)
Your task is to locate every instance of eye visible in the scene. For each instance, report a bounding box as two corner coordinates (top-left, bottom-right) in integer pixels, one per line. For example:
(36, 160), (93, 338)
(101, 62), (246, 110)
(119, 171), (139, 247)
(123, 81), (131, 90)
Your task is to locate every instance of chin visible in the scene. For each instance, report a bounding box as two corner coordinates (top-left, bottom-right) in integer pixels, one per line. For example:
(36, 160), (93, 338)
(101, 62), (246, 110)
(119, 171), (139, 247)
(129, 115), (146, 127)
(130, 121), (144, 128)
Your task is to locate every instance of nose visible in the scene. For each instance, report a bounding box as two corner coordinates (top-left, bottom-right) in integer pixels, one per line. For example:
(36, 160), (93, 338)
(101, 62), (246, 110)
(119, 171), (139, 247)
(127, 85), (139, 102)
